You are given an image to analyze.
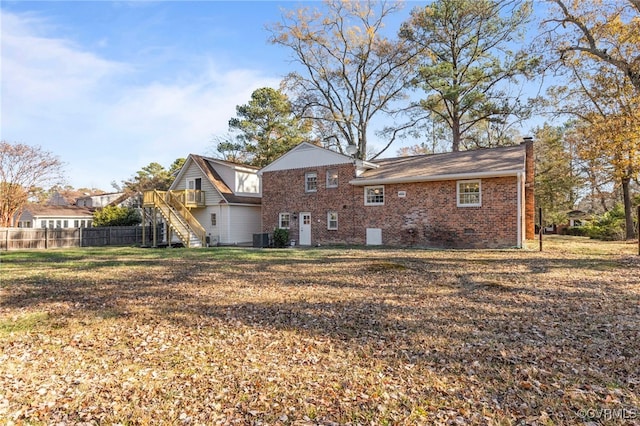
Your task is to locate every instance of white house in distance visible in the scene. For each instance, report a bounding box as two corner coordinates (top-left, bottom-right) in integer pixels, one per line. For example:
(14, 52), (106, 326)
(142, 154), (262, 247)
(76, 192), (134, 208)
(16, 205), (94, 229)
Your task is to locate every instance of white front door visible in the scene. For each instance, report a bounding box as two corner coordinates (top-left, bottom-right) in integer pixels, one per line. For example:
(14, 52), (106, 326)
(299, 212), (311, 246)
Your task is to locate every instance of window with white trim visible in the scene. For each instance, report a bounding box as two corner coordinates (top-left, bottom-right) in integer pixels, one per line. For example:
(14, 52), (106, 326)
(364, 186), (385, 205)
(327, 212), (338, 230)
(326, 169), (338, 188)
(457, 180), (481, 207)
(279, 213), (291, 229)
(305, 172), (317, 192)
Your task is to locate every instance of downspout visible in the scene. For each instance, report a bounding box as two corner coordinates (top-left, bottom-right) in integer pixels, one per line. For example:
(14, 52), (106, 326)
(227, 204), (232, 244)
(517, 172), (524, 248)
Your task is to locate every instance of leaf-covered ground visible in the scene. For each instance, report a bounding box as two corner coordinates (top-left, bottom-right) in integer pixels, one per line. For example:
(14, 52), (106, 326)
(1, 236), (638, 425)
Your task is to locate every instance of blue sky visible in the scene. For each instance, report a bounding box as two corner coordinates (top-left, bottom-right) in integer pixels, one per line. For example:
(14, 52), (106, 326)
(1, 1), (329, 190)
(1, 1), (543, 191)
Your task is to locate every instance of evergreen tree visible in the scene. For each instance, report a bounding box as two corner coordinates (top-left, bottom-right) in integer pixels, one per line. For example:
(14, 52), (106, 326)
(228, 87), (311, 167)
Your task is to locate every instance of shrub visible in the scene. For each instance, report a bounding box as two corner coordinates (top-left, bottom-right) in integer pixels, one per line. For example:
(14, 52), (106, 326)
(565, 226), (588, 237)
(93, 206), (142, 227)
(273, 228), (289, 248)
(584, 204), (626, 241)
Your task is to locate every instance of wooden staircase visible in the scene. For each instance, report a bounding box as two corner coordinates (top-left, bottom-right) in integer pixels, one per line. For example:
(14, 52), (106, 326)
(143, 190), (206, 248)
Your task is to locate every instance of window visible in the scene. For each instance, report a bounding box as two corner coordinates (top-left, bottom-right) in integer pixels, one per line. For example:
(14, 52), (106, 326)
(279, 213), (291, 229)
(457, 180), (481, 207)
(187, 178), (202, 190)
(365, 186), (385, 205)
(305, 172), (317, 192)
(41, 220), (47, 228)
(327, 212), (338, 230)
(326, 169), (339, 188)
(211, 213), (217, 226)
(63, 220), (69, 228)
(74, 220), (79, 228)
(56, 220), (62, 228)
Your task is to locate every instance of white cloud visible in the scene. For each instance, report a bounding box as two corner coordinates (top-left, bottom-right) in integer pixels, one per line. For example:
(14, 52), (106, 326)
(1, 9), (281, 190)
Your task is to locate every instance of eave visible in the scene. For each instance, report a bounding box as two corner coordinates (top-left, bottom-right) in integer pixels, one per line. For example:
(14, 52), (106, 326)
(349, 169), (524, 186)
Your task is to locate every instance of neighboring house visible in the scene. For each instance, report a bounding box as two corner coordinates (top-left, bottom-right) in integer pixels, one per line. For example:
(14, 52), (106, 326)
(551, 210), (592, 234)
(76, 192), (133, 208)
(259, 141), (535, 249)
(48, 191), (70, 206)
(16, 205), (94, 229)
(567, 210), (590, 227)
(142, 154), (261, 247)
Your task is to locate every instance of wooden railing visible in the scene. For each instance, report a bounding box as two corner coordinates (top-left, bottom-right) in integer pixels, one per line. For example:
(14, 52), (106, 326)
(170, 189), (205, 207)
(143, 190), (205, 208)
(143, 190), (206, 247)
(167, 191), (206, 245)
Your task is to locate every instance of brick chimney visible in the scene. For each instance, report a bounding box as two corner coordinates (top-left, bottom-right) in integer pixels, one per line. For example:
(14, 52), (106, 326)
(522, 137), (535, 240)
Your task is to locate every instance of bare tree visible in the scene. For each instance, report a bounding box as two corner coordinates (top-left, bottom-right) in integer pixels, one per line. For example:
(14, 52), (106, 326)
(542, 0), (640, 239)
(269, 0), (420, 160)
(544, 0), (640, 93)
(0, 142), (65, 227)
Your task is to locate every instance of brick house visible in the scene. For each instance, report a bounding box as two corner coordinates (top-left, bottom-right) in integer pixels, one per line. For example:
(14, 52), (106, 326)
(259, 141), (534, 248)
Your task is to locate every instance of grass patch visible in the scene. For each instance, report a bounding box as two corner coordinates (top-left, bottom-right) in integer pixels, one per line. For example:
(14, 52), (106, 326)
(0, 236), (638, 424)
(0, 312), (49, 334)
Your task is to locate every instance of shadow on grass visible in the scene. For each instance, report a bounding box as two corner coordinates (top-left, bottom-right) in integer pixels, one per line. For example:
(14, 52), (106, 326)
(2, 246), (638, 423)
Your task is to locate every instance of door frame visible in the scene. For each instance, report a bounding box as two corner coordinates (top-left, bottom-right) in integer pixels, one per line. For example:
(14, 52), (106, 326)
(299, 212), (311, 246)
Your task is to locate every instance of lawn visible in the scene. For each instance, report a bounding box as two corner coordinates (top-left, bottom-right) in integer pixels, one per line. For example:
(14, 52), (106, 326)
(1, 236), (638, 425)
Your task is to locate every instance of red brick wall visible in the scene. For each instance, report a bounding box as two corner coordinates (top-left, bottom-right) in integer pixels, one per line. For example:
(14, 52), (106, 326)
(262, 163), (362, 245)
(262, 166), (520, 248)
(524, 139), (536, 240)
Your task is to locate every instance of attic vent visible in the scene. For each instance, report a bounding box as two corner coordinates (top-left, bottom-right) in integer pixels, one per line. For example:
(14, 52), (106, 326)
(398, 191), (407, 198)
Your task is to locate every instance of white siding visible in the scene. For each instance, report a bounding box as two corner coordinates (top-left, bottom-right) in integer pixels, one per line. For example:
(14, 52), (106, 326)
(224, 205), (262, 244)
(193, 206), (223, 246)
(193, 205), (259, 245)
(260, 142), (352, 173)
(173, 160), (223, 206)
(214, 163), (236, 191)
(169, 156), (261, 245)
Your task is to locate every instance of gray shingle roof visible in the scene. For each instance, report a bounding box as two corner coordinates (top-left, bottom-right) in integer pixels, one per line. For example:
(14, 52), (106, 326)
(22, 205), (95, 217)
(190, 155), (261, 205)
(352, 144), (527, 185)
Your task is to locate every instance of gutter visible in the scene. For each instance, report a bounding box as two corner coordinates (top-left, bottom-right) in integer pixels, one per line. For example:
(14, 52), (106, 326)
(517, 171), (524, 248)
(349, 169), (524, 186)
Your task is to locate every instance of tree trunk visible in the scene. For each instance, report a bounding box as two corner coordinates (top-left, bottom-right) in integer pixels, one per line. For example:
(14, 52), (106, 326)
(358, 126), (367, 160)
(621, 176), (635, 240)
(452, 117), (461, 152)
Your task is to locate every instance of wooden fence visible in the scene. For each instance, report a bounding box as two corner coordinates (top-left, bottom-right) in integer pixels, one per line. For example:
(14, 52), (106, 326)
(0, 226), (163, 250)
